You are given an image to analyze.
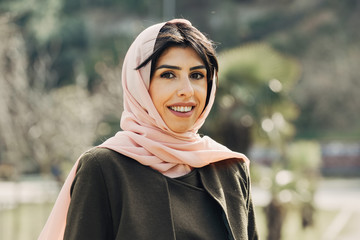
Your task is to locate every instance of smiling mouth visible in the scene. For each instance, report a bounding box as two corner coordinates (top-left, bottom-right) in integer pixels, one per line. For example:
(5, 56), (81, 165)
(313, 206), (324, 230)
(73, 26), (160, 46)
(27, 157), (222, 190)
(169, 106), (194, 113)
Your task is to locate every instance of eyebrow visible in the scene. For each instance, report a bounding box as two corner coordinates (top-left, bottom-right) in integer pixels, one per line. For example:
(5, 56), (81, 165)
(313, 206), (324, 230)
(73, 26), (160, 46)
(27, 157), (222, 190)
(190, 65), (206, 71)
(155, 64), (206, 71)
(156, 64), (181, 70)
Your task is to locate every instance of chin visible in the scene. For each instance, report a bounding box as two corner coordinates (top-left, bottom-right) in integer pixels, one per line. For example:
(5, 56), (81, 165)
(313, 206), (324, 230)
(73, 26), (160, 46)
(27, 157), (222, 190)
(169, 125), (192, 133)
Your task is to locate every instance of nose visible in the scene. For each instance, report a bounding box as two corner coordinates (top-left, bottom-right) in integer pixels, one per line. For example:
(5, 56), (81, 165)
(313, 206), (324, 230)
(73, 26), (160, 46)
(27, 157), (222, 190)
(177, 76), (194, 97)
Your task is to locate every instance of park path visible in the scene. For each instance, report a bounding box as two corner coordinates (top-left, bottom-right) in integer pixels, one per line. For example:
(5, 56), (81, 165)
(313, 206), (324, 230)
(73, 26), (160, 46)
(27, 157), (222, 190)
(315, 178), (360, 240)
(252, 178), (360, 240)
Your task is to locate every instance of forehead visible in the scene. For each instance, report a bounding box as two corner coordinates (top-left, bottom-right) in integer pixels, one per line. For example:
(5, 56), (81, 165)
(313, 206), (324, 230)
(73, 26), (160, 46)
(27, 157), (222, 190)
(156, 46), (204, 66)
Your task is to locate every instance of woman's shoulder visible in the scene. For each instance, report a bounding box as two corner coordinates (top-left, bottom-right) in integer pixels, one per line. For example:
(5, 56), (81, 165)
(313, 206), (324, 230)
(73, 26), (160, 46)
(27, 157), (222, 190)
(202, 157), (251, 187)
(210, 157), (249, 174)
(80, 147), (123, 160)
(77, 147), (154, 177)
(77, 147), (130, 170)
(199, 158), (251, 198)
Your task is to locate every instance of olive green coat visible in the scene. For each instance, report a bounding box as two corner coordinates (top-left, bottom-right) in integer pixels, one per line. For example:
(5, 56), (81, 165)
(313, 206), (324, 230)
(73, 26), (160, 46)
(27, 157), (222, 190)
(64, 148), (258, 240)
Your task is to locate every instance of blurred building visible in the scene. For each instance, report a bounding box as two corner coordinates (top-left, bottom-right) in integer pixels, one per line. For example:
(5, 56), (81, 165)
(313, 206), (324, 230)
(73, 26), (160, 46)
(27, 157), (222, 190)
(249, 141), (360, 177)
(321, 142), (360, 177)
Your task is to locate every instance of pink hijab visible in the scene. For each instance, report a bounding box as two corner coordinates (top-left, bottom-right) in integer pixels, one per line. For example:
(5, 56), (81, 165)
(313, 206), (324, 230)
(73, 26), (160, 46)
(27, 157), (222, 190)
(38, 19), (248, 240)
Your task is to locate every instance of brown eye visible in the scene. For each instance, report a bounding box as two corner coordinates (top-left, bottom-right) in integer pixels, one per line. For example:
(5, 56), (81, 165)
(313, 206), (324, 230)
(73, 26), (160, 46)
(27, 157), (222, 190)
(160, 72), (175, 79)
(190, 72), (204, 80)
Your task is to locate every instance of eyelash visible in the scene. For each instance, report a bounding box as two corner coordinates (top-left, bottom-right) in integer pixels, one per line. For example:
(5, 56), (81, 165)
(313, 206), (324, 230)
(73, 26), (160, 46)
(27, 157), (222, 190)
(160, 71), (205, 80)
(190, 72), (205, 80)
(160, 72), (175, 79)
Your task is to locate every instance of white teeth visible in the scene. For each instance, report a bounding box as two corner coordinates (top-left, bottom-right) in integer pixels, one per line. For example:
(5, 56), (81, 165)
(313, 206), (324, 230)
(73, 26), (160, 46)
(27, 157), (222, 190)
(170, 106), (193, 112)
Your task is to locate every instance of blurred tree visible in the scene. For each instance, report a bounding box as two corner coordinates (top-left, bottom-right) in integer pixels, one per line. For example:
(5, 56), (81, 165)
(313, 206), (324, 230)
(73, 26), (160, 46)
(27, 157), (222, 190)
(266, 0), (360, 139)
(0, 15), (33, 176)
(1, 0), (90, 89)
(201, 42), (301, 239)
(258, 140), (320, 239)
(202, 43), (300, 154)
(0, 15), (122, 176)
(1, 0), (152, 91)
(0, 0), (359, 172)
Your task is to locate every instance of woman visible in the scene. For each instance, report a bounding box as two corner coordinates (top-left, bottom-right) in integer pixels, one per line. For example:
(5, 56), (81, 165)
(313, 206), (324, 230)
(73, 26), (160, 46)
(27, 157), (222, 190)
(39, 19), (258, 240)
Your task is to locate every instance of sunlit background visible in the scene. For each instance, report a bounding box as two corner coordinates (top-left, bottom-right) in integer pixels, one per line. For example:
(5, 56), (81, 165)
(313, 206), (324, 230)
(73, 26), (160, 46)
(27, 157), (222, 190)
(1, 0), (360, 239)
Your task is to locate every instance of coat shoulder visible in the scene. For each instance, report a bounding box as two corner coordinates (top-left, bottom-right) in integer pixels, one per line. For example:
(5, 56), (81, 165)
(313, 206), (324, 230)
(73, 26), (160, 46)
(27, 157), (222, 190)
(77, 147), (131, 169)
(210, 158), (250, 178)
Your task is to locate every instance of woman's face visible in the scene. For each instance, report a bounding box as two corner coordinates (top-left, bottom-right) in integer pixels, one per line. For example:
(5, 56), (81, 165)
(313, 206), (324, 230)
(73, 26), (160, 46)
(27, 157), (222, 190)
(149, 46), (208, 133)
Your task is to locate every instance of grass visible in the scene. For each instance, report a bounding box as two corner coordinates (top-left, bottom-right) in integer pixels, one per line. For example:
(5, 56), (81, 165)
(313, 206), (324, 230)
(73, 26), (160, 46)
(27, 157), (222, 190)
(255, 206), (339, 239)
(0, 202), (54, 240)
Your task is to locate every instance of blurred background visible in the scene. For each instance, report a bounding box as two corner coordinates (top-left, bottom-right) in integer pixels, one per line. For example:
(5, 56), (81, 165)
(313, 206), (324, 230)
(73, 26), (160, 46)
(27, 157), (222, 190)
(0, 0), (359, 239)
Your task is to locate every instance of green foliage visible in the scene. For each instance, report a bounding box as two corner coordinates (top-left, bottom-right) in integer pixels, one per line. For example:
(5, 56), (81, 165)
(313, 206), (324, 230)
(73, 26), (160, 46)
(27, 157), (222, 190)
(219, 43), (299, 90)
(287, 141), (321, 172)
(4, 0), (63, 44)
(249, 11), (287, 37)
(61, 0), (161, 15)
(203, 42), (301, 151)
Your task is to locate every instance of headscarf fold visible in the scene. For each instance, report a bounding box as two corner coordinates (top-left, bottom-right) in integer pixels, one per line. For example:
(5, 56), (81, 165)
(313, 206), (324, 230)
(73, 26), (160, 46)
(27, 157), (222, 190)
(38, 19), (248, 240)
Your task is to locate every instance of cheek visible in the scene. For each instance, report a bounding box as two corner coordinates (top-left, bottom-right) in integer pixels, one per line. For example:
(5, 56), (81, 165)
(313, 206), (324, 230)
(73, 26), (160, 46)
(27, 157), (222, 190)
(197, 82), (208, 106)
(149, 84), (157, 107)
(149, 82), (167, 112)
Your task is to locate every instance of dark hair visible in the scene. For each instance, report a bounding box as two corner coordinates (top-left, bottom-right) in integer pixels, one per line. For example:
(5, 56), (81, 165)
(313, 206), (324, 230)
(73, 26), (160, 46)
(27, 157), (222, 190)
(136, 22), (218, 106)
